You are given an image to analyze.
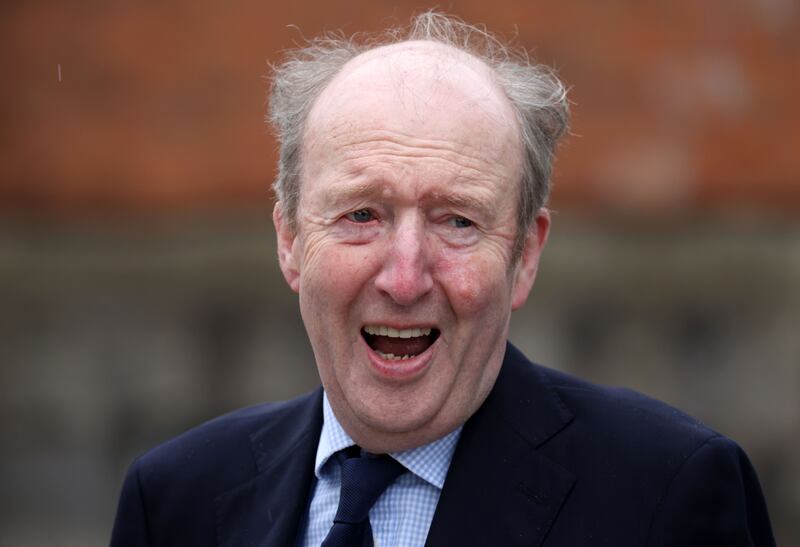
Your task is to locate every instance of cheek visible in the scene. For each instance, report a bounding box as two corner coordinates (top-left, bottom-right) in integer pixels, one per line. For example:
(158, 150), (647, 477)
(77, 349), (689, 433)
(301, 242), (380, 300)
(435, 251), (510, 316)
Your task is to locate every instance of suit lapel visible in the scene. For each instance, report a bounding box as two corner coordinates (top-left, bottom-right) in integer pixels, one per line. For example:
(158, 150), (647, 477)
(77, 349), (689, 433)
(426, 344), (576, 546)
(216, 389), (323, 547)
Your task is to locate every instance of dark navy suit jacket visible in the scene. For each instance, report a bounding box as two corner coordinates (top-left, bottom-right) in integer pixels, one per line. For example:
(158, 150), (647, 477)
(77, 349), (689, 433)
(111, 343), (775, 546)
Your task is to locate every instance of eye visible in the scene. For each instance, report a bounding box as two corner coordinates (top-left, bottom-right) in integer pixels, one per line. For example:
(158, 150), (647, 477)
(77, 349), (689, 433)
(449, 216), (473, 228)
(345, 209), (376, 223)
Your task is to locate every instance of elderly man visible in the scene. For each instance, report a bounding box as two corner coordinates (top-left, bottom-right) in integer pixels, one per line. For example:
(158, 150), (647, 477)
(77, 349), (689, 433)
(111, 12), (775, 547)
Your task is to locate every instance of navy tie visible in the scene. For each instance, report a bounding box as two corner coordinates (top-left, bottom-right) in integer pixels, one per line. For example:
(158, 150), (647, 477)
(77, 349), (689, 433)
(321, 446), (406, 547)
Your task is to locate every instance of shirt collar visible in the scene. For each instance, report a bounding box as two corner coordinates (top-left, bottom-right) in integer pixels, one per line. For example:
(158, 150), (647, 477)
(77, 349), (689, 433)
(315, 392), (462, 490)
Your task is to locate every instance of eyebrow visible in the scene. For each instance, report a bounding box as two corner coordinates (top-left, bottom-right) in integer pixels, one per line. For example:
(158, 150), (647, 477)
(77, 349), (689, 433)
(322, 182), (383, 210)
(425, 189), (491, 215)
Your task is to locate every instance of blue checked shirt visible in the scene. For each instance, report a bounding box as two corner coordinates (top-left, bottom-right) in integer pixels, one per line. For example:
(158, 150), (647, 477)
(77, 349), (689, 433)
(299, 394), (462, 547)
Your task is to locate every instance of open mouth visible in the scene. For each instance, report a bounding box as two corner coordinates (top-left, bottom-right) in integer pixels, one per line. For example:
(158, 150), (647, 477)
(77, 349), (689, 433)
(361, 325), (440, 361)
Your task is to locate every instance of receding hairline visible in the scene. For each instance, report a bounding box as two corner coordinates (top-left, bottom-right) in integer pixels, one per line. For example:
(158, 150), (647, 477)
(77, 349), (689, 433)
(325, 39), (498, 83)
(303, 40), (521, 135)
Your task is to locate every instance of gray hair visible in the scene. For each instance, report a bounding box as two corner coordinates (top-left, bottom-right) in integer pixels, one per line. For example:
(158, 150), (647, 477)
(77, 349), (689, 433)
(267, 11), (569, 259)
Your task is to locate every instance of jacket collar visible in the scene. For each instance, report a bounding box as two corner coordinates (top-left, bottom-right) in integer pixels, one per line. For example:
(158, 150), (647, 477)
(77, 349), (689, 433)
(425, 342), (576, 546)
(215, 389), (323, 547)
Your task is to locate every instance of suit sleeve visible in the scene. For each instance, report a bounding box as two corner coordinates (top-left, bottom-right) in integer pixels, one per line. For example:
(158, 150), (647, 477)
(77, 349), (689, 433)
(110, 457), (151, 547)
(646, 435), (776, 547)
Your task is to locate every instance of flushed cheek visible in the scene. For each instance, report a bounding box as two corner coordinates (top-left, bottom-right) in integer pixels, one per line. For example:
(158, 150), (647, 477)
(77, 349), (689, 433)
(436, 253), (510, 316)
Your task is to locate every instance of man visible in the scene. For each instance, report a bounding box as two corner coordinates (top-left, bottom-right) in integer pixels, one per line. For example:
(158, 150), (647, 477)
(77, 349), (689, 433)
(111, 12), (775, 546)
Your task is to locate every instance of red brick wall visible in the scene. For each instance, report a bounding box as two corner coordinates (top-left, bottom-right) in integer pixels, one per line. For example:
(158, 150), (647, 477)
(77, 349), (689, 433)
(1, 1), (798, 219)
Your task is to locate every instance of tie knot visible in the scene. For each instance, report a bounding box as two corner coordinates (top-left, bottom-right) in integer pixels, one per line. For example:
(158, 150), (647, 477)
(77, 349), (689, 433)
(333, 448), (406, 524)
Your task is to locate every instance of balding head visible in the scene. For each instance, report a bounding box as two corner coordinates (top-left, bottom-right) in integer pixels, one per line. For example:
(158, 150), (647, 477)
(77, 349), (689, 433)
(308, 39), (517, 129)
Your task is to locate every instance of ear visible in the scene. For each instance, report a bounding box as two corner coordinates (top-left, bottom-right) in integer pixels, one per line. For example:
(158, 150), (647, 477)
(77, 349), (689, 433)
(273, 201), (301, 293)
(511, 208), (550, 310)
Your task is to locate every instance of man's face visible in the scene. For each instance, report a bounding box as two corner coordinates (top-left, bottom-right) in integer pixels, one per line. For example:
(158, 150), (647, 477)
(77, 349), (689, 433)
(275, 42), (548, 452)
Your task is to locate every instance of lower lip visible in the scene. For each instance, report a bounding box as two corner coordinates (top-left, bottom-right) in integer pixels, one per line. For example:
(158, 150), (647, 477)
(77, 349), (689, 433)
(363, 337), (436, 381)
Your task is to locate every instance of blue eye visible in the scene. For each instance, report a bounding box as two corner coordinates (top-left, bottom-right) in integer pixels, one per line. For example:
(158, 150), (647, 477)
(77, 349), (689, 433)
(346, 209), (375, 223)
(450, 216), (473, 228)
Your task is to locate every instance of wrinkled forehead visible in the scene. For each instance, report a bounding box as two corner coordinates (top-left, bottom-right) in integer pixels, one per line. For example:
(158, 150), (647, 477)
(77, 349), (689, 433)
(304, 41), (522, 166)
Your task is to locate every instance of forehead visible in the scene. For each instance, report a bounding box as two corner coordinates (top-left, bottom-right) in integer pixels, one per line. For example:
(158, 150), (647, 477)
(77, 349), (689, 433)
(303, 41), (522, 176)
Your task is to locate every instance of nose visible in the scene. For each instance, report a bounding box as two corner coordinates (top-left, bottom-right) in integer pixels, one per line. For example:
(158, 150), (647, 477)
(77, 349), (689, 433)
(374, 215), (434, 306)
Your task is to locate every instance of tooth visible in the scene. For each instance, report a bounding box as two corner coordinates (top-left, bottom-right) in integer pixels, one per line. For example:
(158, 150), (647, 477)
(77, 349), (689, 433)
(365, 325), (434, 339)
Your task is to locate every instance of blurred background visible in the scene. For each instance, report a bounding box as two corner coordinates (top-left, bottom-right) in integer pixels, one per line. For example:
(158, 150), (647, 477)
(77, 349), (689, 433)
(1, 1), (798, 545)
